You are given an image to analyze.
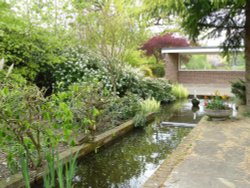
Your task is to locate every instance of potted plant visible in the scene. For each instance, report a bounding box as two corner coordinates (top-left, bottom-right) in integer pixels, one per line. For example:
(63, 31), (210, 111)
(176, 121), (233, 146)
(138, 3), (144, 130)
(204, 94), (232, 121)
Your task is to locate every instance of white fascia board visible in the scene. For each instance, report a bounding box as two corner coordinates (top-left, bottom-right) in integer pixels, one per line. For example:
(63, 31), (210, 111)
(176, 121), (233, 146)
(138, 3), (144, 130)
(161, 47), (244, 54)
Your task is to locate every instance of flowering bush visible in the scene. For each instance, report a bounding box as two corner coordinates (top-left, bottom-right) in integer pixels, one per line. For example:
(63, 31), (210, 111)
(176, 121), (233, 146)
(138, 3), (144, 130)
(53, 47), (175, 102)
(53, 47), (143, 96)
(53, 47), (106, 91)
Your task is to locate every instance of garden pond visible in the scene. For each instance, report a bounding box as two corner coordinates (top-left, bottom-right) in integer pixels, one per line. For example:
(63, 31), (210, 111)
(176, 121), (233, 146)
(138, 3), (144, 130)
(71, 99), (205, 188)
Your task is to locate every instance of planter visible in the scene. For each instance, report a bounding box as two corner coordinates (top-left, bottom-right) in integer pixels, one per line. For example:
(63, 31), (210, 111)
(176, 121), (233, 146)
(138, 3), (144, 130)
(204, 108), (232, 121)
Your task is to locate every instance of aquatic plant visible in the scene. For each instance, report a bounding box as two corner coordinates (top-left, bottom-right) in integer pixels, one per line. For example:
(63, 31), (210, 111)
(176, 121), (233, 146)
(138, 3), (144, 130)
(171, 84), (189, 99)
(134, 98), (160, 127)
(43, 150), (78, 188)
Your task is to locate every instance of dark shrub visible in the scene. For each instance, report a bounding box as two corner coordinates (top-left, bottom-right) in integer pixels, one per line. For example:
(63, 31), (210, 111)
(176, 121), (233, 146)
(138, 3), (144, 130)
(231, 79), (246, 104)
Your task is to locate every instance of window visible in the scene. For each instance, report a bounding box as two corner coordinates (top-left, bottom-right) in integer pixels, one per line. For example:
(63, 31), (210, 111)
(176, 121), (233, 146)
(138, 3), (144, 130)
(179, 53), (245, 71)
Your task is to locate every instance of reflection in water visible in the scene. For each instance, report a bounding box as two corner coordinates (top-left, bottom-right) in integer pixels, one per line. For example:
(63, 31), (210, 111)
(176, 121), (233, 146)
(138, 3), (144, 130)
(73, 100), (203, 188)
(74, 126), (191, 188)
(157, 99), (205, 124)
(192, 106), (200, 120)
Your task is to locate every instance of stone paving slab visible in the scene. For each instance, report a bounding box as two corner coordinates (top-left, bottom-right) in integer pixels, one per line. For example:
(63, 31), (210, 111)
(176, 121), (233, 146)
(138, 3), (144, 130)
(143, 111), (250, 188)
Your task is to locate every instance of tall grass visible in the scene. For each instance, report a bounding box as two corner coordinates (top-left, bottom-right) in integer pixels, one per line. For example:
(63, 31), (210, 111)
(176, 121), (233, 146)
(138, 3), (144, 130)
(134, 98), (160, 127)
(141, 98), (160, 114)
(171, 84), (189, 99)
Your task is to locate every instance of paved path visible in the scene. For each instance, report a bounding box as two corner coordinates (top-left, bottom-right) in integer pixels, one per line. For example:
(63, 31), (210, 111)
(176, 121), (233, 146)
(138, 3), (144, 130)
(143, 110), (250, 188)
(183, 84), (233, 96)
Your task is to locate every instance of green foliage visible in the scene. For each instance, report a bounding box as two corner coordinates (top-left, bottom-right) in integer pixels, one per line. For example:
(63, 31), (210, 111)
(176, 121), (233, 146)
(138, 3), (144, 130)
(43, 151), (78, 188)
(124, 50), (156, 67)
(134, 98), (160, 127)
(54, 81), (142, 132)
(63, 82), (110, 132)
(0, 73), (76, 170)
(184, 55), (212, 70)
(0, 1), (74, 92)
(53, 47), (104, 91)
(140, 65), (154, 77)
(53, 47), (148, 97)
(171, 84), (189, 99)
(149, 63), (165, 77)
(231, 79), (246, 104)
(141, 98), (160, 114)
(206, 96), (230, 110)
(131, 78), (175, 102)
(103, 93), (141, 127)
(0, 84), (48, 168)
(20, 153), (30, 188)
(73, 0), (148, 61)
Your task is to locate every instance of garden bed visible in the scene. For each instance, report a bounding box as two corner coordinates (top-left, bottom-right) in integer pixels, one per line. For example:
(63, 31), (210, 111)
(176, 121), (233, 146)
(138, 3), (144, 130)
(0, 114), (155, 188)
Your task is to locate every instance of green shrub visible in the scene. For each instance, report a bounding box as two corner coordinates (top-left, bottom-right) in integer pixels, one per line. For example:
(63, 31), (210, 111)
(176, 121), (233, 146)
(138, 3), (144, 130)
(0, 78), (76, 170)
(0, 84), (52, 168)
(102, 93), (141, 127)
(61, 81), (111, 132)
(140, 65), (154, 77)
(131, 78), (175, 102)
(53, 47), (105, 91)
(59, 82), (142, 132)
(124, 50), (157, 67)
(171, 84), (189, 99)
(53, 48), (175, 102)
(53, 47), (143, 96)
(231, 79), (246, 104)
(149, 63), (165, 77)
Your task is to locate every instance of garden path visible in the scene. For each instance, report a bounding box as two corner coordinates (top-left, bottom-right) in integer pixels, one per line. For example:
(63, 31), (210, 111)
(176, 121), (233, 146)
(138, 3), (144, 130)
(143, 108), (250, 188)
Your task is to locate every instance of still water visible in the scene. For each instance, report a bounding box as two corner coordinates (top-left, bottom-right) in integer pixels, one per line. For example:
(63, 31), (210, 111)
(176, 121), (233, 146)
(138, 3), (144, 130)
(73, 100), (204, 188)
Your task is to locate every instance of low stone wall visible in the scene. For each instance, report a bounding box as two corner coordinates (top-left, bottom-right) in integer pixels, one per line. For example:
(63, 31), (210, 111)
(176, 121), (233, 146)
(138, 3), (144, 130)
(178, 71), (245, 85)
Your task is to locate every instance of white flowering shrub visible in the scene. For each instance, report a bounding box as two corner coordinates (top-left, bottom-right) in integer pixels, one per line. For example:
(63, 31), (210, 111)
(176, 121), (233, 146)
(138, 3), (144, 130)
(53, 47), (144, 96)
(53, 47), (106, 90)
(53, 47), (175, 102)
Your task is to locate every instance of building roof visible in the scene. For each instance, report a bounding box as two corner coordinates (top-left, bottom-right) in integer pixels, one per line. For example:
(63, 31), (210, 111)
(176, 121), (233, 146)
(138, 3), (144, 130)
(161, 46), (244, 54)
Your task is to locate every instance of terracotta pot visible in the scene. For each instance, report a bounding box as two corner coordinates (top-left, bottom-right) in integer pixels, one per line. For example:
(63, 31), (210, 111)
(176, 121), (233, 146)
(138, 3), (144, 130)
(205, 108), (232, 121)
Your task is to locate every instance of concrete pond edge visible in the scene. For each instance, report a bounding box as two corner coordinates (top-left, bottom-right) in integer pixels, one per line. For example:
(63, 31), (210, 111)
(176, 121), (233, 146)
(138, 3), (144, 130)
(0, 113), (155, 188)
(143, 116), (208, 188)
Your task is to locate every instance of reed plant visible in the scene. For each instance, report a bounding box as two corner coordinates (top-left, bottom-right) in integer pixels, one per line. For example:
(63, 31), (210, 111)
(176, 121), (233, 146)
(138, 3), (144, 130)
(43, 150), (78, 188)
(133, 98), (160, 127)
(171, 84), (189, 99)
(20, 154), (30, 188)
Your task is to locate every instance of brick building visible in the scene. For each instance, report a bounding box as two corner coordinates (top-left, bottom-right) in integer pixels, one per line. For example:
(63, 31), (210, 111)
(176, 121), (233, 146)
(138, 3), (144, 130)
(161, 47), (245, 95)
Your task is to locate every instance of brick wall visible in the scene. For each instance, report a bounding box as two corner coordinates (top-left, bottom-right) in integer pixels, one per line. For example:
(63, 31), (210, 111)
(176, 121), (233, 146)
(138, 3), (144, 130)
(164, 54), (179, 82)
(163, 53), (245, 84)
(178, 71), (245, 85)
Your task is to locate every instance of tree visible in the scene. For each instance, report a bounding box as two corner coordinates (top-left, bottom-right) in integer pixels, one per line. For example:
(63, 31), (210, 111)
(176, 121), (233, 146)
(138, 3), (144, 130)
(72, 0), (148, 61)
(0, 1), (76, 94)
(141, 33), (189, 63)
(144, 0), (250, 106)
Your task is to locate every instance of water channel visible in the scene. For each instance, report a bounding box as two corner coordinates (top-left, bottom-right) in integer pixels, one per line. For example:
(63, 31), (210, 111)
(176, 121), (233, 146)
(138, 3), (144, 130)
(73, 100), (205, 188)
